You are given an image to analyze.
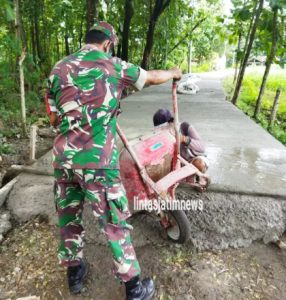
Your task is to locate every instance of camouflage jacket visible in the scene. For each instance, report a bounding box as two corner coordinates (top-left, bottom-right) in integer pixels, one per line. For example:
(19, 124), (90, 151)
(46, 44), (147, 169)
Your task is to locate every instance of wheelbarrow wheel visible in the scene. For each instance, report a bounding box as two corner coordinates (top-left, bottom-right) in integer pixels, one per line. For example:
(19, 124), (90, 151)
(165, 210), (191, 244)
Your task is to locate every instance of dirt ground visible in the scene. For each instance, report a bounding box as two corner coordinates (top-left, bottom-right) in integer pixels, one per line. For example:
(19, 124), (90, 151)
(1, 132), (286, 300)
(1, 215), (286, 300)
(0, 132), (53, 186)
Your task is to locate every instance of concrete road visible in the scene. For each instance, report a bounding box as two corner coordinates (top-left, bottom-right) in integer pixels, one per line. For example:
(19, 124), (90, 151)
(118, 72), (286, 198)
(6, 71), (286, 250)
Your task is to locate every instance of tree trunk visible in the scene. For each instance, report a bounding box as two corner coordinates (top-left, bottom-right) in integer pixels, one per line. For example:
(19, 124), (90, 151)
(141, 19), (155, 70)
(86, 0), (99, 32)
(233, 31), (242, 84)
(234, 0), (257, 85)
(121, 0), (134, 61)
(268, 88), (281, 130)
(41, 8), (49, 66)
(141, 0), (171, 70)
(64, 35), (70, 56)
(14, 0), (26, 48)
(166, 17), (206, 58)
(14, 0), (27, 136)
(30, 22), (36, 64)
(231, 0), (264, 105)
(79, 8), (85, 48)
(56, 30), (60, 61)
(34, 11), (42, 62)
(239, 0), (257, 67)
(14, 0), (21, 40)
(253, 6), (279, 118)
(117, 40), (122, 58)
(19, 49), (27, 136)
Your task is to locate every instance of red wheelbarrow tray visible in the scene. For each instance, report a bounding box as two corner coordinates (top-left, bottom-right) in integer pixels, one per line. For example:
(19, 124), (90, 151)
(118, 125), (207, 212)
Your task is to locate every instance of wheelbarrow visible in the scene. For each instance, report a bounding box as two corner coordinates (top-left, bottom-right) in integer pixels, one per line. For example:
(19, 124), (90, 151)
(117, 80), (210, 244)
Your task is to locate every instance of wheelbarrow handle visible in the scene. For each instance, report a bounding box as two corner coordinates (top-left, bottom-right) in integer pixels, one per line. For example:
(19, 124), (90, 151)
(172, 79), (180, 171)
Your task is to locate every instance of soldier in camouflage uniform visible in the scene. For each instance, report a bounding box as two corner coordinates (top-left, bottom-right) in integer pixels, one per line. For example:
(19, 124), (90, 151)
(46, 21), (182, 299)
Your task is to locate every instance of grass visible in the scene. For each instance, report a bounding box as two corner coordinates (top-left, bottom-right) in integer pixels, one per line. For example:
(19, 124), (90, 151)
(0, 142), (15, 155)
(223, 66), (286, 145)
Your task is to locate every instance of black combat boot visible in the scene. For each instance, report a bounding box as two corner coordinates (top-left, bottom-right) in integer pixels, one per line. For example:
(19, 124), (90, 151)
(125, 276), (155, 300)
(67, 259), (88, 294)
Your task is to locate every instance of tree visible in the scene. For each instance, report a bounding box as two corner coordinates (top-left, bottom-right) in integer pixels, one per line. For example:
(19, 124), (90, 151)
(86, 0), (99, 32)
(231, 0), (264, 105)
(254, 0), (284, 118)
(14, 0), (27, 135)
(34, 0), (43, 64)
(228, 0), (255, 83)
(151, 0), (224, 71)
(233, 31), (242, 83)
(141, 0), (171, 69)
(165, 17), (207, 58)
(121, 0), (134, 61)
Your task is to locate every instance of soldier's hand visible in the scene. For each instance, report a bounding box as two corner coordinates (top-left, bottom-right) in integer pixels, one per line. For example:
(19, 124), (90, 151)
(171, 67), (182, 81)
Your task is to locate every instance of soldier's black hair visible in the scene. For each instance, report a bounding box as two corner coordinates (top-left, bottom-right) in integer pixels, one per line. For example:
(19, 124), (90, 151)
(85, 29), (110, 44)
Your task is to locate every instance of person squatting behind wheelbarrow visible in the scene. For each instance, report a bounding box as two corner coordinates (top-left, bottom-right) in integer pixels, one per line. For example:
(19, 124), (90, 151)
(153, 108), (209, 173)
(46, 21), (182, 300)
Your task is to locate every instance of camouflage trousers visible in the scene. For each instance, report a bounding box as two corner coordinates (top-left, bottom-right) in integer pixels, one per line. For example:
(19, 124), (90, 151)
(54, 168), (141, 282)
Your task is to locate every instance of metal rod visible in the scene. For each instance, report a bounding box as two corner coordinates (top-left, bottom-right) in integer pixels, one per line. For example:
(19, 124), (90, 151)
(172, 81), (180, 171)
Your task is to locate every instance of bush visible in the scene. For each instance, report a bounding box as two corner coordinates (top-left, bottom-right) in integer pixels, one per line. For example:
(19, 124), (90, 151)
(0, 56), (47, 138)
(192, 61), (214, 73)
(0, 143), (15, 155)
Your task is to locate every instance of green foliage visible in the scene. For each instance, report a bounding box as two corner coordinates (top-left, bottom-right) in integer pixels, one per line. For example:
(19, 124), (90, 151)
(270, 0), (286, 9)
(269, 126), (286, 144)
(223, 67), (286, 145)
(0, 143), (15, 155)
(0, 132), (16, 154)
(0, 0), (15, 21)
(236, 6), (253, 21)
(192, 61), (214, 72)
(3, 0), (285, 144)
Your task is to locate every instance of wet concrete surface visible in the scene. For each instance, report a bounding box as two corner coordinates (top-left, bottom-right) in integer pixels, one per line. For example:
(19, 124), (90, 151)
(118, 72), (286, 197)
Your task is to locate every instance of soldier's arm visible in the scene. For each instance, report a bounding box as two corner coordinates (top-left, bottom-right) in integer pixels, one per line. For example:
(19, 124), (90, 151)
(145, 67), (182, 85)
(46, 76), (59, 127)
(119, 59), (181, 90)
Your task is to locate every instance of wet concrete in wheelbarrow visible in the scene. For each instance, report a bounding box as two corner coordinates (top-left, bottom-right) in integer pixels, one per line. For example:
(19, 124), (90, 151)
(2, 71), (286, 299)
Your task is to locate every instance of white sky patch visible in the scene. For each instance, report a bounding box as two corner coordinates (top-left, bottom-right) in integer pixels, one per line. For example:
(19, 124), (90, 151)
(222, 0), (233, 15)
(100, 0), (107, 13)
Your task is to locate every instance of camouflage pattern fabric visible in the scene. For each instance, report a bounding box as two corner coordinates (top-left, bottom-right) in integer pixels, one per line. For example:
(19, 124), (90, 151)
(46, 44), (146, 169)
(90, 21), (119, 45)
(54, 168), (141, 282)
